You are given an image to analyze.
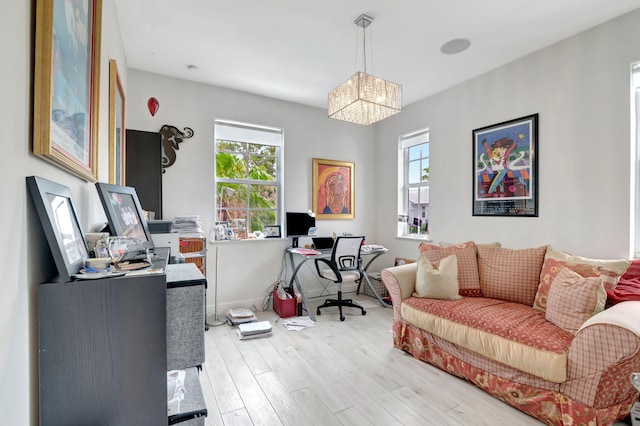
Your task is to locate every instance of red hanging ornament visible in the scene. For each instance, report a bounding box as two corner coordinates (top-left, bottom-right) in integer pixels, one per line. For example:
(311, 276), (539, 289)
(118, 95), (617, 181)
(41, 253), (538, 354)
(147, 97), (159, 116)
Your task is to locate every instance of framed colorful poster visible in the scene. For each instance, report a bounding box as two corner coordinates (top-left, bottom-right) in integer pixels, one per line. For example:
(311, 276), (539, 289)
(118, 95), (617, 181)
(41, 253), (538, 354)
(33, 0), (102, 181)
(312, 158), (355, 220)
(108, 59), (126, 185)
(473, 114), (539, 217)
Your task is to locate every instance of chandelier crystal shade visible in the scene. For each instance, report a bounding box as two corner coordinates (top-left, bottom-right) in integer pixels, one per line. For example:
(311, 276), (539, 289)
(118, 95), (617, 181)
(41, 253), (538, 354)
(328, 14), (402, 126)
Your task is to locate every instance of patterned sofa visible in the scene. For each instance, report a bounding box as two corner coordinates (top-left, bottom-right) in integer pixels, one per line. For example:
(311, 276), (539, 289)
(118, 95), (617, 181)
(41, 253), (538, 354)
(381, 242), (640, 425)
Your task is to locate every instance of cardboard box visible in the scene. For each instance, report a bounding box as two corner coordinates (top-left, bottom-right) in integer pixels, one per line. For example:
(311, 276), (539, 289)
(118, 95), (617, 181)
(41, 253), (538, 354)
(272, 288), (297, 318)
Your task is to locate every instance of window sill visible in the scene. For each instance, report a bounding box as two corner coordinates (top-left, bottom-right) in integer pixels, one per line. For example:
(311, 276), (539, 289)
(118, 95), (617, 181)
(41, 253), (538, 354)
(208, 237), (286, 244)
(395, 235), (432, 243)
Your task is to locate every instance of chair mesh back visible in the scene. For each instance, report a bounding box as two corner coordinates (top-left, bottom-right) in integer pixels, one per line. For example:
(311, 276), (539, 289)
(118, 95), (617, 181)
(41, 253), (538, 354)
(333, 237), (364, 270)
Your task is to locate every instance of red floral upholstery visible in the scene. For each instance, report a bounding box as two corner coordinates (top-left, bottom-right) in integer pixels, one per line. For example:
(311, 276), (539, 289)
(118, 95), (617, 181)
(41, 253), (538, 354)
(393, 321), (637, 426)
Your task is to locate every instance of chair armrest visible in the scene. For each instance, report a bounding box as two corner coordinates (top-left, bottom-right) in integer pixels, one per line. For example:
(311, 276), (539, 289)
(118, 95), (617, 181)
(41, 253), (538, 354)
(381, 263), (417, 321)
(315, 258), (342, 282)
(566, 301), (640, 406)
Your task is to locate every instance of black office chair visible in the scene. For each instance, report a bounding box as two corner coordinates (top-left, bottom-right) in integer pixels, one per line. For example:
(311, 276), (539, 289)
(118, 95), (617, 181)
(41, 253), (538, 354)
(314, 236), (367, 321)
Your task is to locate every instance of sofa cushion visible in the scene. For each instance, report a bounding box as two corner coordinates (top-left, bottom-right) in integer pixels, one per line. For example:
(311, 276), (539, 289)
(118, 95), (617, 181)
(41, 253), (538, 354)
(439, 241), (501, 248)
(476, 245), (547, 305)
(401, 296), (572, 382)
(545, 267), (606, 335)
(533, 246), (630, 312)
(414, 254), (462, 300)
(607, 258), (640, 304)
(418, 241), (481, 297)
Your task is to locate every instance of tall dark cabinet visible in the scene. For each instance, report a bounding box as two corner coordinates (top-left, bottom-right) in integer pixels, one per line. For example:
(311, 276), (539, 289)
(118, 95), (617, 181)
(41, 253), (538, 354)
(126, 129), (163, 219)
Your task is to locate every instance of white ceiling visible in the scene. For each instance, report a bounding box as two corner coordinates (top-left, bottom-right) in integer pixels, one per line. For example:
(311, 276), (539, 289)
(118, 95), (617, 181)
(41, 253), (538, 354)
(114, 0), (640, 109)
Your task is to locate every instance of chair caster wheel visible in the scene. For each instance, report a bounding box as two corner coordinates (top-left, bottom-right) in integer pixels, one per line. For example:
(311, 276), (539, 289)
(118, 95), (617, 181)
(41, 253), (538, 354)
(316, 309), (321, 315)
(340, 316), (345, 321)
(362, 310), (367, 316)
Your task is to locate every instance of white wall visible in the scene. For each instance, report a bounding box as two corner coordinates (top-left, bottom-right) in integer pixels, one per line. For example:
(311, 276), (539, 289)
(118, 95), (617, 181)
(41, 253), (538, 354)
(375, 8), (640, 262)
(125, 71), (384, 312)
(0, 0), (127, 423)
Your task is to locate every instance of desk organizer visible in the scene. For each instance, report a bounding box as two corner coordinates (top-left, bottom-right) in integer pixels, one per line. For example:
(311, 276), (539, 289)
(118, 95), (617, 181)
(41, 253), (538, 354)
(273, 288), (297, 318)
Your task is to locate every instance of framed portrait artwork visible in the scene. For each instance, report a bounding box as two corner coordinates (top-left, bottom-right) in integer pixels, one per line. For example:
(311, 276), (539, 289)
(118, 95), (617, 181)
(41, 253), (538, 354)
(108, 59), (126, 185)
(312, 158), (355, 220)
(473, 113), (539, 217)
(33, 0), (103, 181)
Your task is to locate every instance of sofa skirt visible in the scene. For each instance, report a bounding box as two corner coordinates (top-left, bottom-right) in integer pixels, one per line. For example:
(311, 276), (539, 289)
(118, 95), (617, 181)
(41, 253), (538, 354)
(393, 320), (635, 425)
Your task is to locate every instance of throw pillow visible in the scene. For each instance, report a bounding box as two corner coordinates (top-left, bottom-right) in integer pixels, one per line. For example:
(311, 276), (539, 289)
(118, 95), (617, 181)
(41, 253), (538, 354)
(533, 246), (630, 312)
(414, 254), (462, 300)
(418, 241), (481, 297)
(545, 267), (606, 335)
(606, 258), (640, 304)
(476, 245), (547, 305)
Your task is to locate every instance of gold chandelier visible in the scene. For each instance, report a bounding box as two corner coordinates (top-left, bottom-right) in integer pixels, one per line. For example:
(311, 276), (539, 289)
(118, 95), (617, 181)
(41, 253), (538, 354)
(328, 14), (402, 126)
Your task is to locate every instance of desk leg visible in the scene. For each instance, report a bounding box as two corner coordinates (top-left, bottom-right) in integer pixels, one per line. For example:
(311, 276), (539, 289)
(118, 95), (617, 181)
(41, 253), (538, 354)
(287, 252), (316, 321)
(360, 251), (388, 308)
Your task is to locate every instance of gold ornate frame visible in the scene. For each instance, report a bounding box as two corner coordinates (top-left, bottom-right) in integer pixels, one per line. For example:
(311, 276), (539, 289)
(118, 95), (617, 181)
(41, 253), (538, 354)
(33, 0), (102, 181)
(108, 59), (125, 184)
(312, 158), (355, 220)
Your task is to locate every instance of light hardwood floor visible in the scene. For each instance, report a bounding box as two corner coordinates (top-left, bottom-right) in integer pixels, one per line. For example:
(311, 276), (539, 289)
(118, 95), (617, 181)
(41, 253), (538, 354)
(199, 296), (632, 426)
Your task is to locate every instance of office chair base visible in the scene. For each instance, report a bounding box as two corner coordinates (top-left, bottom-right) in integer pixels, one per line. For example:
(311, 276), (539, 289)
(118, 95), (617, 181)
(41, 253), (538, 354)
(316, 297), (366, 321)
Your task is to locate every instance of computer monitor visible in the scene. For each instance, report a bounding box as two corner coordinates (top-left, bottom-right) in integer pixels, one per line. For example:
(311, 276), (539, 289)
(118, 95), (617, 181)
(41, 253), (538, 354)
(285, 211), (316, 248)
(95, 182), (155, 250)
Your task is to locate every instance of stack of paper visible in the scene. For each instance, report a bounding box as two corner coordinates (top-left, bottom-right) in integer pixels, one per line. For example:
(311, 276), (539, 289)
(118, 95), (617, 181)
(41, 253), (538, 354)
(173, 215), (204, 237)
(290, 247), (321, 256)
(167, 370), (186, 415)
(282, 316), (316, 331)
(237, 320), (272, 340)
(226, 308), (257, 325)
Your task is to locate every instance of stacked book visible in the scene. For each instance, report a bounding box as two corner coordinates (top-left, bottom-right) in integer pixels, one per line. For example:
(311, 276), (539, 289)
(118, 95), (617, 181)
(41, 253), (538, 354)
(236, 321), (272, 340)
(226, 308), (257, 326)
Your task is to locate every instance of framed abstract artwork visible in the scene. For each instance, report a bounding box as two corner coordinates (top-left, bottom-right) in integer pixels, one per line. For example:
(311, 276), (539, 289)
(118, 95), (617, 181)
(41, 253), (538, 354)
(108, 59), (126, 185)
(473, 114), (539, 217)
(33, 0), (102, 181)
(312, 158), (355, 220)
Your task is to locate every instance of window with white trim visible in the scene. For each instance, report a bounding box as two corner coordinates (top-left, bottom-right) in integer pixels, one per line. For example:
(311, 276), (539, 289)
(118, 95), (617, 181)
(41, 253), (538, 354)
(398, 129), (429, 237)
(632, 62), (640, 257)
(214, 120), (283, 239)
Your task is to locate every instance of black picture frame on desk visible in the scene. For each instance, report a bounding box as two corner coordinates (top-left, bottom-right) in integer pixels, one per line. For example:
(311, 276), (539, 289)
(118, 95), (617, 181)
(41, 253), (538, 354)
(264, 225), (281, 238)
(95, 182), (155, 250)
(26, 176), (90, 282)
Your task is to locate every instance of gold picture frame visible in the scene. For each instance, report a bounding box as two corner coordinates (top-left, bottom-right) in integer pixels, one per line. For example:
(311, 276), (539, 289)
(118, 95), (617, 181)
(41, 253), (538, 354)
(108, 59), (126, 185)
(33, 0), (102, 181)
(312, 158), (355, 220)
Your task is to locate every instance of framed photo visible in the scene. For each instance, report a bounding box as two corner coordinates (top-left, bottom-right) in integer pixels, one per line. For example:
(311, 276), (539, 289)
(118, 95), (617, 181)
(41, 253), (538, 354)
(26, 176), (90, 282)
(264, 225), (281, 238)
(108, 59), (126, 185)
(312, 158), (355, 220)
(33, 0), (103, 181)
(213, 221), (229, 241)
(473, 114), (538, 217)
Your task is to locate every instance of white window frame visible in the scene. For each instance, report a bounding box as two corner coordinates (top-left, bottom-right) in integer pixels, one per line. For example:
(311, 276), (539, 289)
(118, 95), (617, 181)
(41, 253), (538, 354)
(214, 119), (284, 239)
(631, 62), (640, 257)
(397, 128), (430, 238)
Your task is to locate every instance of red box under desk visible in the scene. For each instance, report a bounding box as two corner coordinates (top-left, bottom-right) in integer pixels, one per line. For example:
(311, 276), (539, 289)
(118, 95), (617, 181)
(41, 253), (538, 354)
(272, 288), (297, 318)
